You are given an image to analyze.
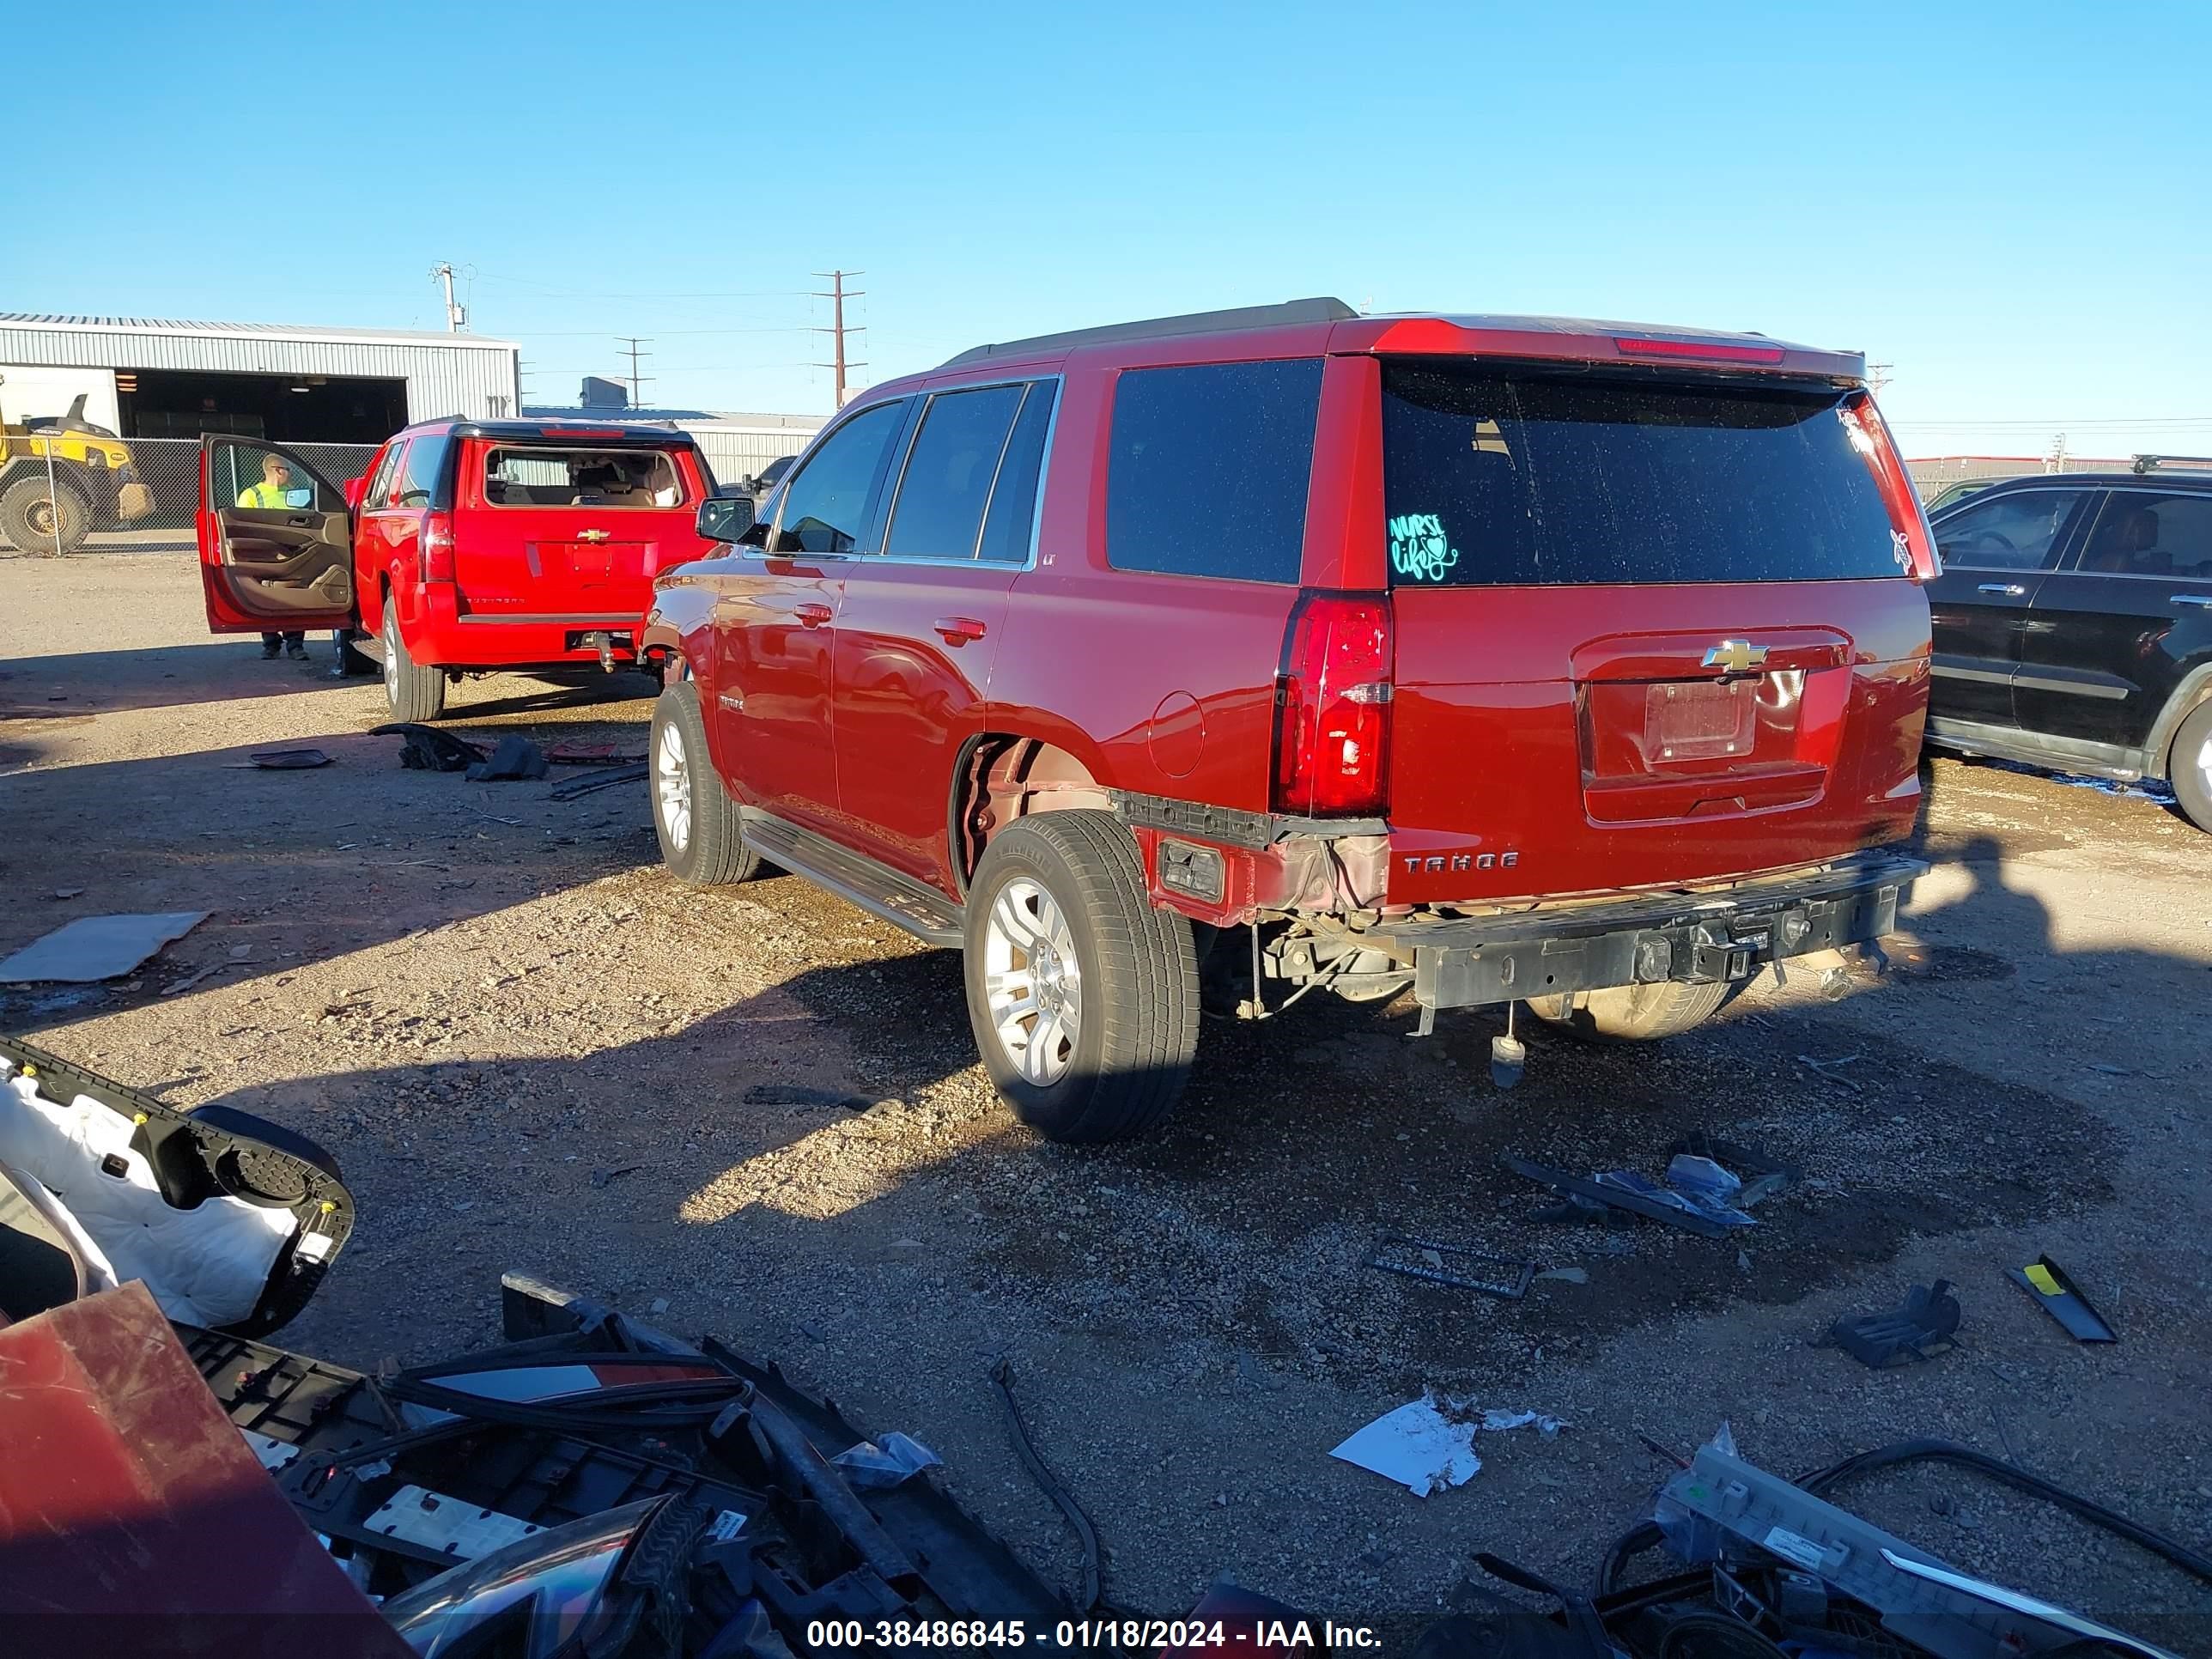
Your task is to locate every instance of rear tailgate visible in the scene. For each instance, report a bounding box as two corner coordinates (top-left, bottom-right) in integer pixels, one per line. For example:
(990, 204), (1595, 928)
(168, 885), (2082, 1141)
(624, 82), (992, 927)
(456, 439), (704, 620)
(1380, 362), (1929, 903)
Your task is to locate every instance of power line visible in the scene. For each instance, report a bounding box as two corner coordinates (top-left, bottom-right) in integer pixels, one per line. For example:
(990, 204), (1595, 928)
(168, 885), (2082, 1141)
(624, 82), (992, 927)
(616, 337), (653, 409)
(812, 270), (866, 410)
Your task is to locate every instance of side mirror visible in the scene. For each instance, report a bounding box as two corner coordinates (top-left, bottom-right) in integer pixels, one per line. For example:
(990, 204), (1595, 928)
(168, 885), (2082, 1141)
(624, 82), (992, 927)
(343, 476), (367, 510)
(696, 495), (756, 544)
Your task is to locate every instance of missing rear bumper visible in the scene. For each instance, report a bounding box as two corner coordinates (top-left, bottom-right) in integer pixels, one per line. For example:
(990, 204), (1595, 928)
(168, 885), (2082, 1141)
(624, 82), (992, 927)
(1370, 850), (1924, 1017)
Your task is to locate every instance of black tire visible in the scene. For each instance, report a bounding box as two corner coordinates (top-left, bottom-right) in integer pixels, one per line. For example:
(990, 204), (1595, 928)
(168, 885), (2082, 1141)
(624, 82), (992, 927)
(1526, 980), (1728, 1042)
(963, 811), (1199, 1144)
(380, 595), (447, 722)
(651, 681), (757, 884)
(1, 472), (92, 556)
(2169, 700), (2212, 833)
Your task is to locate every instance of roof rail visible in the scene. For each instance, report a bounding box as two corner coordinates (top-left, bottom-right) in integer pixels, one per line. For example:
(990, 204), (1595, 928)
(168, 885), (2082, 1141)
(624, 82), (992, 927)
(941, 297), (1358, 368)
(2131, 453), (2212, 475)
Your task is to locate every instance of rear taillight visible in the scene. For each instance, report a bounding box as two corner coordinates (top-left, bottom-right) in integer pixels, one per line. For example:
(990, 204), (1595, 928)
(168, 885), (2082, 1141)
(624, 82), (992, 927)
(1840, 392), (1940, 584)
(1272, 593), (1394, 818)
(421, 512), (456, 581)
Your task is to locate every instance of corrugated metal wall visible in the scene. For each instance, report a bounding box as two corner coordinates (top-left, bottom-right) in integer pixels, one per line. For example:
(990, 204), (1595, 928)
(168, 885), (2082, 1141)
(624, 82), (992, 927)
(687, 426), (821, 483)
(0, 324), (520, 422)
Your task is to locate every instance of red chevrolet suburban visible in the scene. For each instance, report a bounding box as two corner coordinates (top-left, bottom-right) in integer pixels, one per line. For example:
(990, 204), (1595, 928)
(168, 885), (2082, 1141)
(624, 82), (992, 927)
(642, 300), (1936, 1143)
(197, 420), (719, 719)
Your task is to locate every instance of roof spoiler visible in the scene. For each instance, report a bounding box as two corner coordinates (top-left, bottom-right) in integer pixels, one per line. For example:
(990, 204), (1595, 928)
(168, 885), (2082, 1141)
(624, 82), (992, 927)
(941, 296), (1357, 368)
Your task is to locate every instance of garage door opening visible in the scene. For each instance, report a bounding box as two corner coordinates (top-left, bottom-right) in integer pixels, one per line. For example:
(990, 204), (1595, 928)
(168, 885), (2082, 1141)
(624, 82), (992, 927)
(120, 368), (407, 445)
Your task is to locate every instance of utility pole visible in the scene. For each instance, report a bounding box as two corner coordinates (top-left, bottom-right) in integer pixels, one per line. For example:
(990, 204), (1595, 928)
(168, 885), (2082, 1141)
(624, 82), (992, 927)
(430, 262), (466, 332)
(1869, 362), (1893, 396)
(617, 337), (653, 410)
(811, 270), (866, 410)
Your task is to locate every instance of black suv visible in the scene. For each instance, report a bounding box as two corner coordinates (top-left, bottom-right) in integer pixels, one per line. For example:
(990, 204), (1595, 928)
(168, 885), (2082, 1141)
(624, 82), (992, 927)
(1925, 469), (2212, 829)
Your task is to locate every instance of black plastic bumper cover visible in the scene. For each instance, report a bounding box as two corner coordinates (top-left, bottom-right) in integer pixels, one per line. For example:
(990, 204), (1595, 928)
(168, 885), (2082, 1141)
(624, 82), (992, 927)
(1370, 849), (1927, 1013)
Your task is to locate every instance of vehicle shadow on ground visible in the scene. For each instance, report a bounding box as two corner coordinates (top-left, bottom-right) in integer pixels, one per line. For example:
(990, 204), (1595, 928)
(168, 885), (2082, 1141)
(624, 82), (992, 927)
(0, 642), (659, 722)
(0, 732), (658, 1015)
(162, 817), (2210, 1407)
(0, 643), (370, 717)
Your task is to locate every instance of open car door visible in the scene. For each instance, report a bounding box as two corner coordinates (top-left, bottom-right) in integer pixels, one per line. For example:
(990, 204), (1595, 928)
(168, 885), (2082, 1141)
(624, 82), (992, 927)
(198, 434), (358, 634)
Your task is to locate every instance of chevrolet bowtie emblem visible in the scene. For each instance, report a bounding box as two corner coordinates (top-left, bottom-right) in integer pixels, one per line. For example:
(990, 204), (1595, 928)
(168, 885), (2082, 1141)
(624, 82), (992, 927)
(1702, 639), (1769, 674)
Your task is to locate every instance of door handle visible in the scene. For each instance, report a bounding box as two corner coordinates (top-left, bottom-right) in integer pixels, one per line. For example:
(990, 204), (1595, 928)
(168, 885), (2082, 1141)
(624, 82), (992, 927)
(933, 615), (988, 645)
(1978, 582), (2026, 597)
(796, 602), (834, 628)
(2172, 594), (2212, 609)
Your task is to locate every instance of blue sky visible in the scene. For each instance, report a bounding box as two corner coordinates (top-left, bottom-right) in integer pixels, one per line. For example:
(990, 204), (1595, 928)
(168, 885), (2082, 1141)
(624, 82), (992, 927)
(6, 1), (2207, 456)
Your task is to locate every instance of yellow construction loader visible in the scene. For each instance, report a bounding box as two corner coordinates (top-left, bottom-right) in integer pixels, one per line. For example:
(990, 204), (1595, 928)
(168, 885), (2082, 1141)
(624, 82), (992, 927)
(0, 394), (154, 555)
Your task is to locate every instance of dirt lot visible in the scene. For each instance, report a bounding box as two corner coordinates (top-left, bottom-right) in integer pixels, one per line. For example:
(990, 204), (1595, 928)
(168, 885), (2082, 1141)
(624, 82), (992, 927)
(6, 551), (2211, 1642)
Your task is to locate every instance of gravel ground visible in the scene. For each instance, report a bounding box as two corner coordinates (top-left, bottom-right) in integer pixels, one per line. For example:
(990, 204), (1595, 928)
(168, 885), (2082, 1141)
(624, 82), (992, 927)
(5, 552), (2211, 1645)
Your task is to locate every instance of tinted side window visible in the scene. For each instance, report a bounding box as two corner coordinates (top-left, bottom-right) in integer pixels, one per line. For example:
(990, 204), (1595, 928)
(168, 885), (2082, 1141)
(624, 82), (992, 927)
(395, 434), (453, 509)
(978, 382), (1057, 565)
(1935, 489), (2085, 572)
(1107, 358), (1322, 584)
(884, 384), (1024, 558)
(2076, 491), (2212, 578)
(362, 442), (404, 509)
(775, 401), (907, 555)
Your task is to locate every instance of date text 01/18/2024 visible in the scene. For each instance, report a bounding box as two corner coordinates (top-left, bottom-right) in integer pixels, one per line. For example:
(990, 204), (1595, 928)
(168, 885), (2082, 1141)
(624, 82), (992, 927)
(804, 1620), (1384, 1650)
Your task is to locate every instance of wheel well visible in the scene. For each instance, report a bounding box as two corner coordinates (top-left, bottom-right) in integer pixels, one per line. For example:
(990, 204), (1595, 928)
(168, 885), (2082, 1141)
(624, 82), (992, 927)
(2149, 672), (2212, 780)
(950, 735), (1113, 894)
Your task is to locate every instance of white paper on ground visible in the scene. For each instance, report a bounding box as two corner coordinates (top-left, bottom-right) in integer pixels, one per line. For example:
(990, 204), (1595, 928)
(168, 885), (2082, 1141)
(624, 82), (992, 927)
(1330, 1396), (1481, 1497)
(0, 912), (209, 983)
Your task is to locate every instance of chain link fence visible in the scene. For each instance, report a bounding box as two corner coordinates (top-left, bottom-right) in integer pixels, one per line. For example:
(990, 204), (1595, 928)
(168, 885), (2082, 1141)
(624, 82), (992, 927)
(0, 437), (378, 556)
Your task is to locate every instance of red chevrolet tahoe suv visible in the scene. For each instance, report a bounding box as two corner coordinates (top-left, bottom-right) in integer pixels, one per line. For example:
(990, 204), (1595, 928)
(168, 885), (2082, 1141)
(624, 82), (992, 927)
(642, 300), (1936, 1143)
(197, 420), (719, 719)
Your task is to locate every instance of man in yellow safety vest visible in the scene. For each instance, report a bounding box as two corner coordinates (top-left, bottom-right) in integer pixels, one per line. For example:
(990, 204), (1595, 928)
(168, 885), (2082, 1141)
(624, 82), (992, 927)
(238, 453), (307, 660)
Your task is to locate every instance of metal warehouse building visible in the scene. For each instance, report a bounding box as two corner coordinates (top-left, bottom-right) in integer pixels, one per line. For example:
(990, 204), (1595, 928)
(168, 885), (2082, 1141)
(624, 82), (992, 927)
(0, 314), (520, 445)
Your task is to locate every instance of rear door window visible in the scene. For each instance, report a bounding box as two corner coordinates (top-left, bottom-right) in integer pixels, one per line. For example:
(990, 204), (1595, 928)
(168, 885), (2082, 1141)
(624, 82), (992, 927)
(772, 401), (908, 556)
(2074, 491), (2212, 578)
(394, 434), (453, 509)
(1936, 489), (2087, 572)
(1380, 363), (1902, 586)
(978, 381), (1057, 565)
(1107, 358), (1322, 583)
(483, 447), (686, 508)
(884, 384), (1025, 559)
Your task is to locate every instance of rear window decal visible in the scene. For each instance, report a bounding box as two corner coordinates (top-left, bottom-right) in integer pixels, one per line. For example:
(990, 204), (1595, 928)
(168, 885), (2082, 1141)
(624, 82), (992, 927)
(1389, 512), (1460, 583)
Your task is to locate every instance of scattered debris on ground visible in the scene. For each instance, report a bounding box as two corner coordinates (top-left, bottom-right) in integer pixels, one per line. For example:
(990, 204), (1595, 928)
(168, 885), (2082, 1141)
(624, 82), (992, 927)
(223, 747), (332, 769)
(0, 910), (207, 983)
(465, 732), (549, 782)
(370, 720), (486, 772)
(1366, 1232), (1534, 1299)
(2011, 1255), (2118, 1343)
(1829, 1279), (1964, 1369)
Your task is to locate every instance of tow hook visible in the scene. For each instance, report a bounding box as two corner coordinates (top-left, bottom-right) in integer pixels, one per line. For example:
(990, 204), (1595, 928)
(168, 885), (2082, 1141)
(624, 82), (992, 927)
(580, 630), (617, 673)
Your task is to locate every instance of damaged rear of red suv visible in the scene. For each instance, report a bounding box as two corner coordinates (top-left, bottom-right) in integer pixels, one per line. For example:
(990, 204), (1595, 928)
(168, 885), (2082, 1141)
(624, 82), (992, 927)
(647, 299), (1934, 1142)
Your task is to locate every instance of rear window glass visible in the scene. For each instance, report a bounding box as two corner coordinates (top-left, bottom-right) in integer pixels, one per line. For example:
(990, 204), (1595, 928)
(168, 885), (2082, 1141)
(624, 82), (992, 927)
(1107, 358), (1322, 584)
(884, 384), (1025, 558)
(483, 447), (684, 508)
(1380, 363), (1903, 586)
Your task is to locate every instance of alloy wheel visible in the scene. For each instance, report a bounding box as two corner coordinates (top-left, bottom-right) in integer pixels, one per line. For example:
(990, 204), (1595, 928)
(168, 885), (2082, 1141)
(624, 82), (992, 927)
(982, 877), (1081, 1085)
(656, 719), (692, 852)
